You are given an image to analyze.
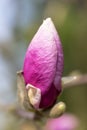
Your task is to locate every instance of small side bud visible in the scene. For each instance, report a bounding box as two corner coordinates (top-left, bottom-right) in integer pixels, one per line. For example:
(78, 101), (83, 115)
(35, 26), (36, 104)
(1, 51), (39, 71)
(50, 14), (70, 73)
(27, 84), (41, 109)
(49, 102), (66, 118)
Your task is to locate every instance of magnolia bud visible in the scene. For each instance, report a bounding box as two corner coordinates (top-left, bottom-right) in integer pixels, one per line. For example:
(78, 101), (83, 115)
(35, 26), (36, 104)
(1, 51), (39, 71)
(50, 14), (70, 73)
(23, 18), (64, 109)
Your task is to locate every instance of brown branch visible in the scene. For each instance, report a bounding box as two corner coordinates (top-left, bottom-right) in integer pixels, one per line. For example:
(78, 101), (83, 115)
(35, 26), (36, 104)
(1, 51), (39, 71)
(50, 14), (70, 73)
(0, 103), (35, 120)
(62, 74), (87, 88)
(15, 108), (35, 119)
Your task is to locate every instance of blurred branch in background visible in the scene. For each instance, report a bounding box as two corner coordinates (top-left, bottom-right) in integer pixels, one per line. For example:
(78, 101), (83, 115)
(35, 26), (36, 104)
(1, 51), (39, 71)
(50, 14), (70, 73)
(62, 73), (87, 88)
(0, 103), (35, 120)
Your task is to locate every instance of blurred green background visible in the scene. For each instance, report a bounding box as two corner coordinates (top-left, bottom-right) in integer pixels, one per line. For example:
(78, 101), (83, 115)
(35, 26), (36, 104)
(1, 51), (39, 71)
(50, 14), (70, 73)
(0, 0), (87, 130)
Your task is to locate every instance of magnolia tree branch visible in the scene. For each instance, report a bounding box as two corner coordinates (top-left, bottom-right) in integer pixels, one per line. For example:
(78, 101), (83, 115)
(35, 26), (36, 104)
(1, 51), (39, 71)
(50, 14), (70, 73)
(62, 74), (87, 88)
(0, 103), (35, 120)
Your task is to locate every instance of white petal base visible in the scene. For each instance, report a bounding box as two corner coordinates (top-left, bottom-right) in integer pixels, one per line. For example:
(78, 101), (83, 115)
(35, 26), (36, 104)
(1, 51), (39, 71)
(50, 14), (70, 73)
(26, 84), (41, 109)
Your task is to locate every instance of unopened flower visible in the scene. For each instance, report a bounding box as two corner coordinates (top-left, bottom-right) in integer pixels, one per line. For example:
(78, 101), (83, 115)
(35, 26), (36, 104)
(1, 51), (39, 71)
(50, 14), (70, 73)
(45, 113), (79, 130)
(23, 18), (64, 109)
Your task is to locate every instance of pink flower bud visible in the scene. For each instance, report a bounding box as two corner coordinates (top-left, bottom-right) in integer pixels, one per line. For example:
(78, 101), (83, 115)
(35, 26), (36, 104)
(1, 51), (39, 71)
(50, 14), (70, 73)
(23, 18), (64, 109)
(45, 113), (79, 130)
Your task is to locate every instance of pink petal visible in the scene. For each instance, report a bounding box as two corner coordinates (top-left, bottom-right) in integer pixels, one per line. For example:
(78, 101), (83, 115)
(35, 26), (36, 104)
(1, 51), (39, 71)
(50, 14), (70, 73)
(45, 18), (64, 91)
(45, 113), (79, 130)
(23, 18), (58, 94)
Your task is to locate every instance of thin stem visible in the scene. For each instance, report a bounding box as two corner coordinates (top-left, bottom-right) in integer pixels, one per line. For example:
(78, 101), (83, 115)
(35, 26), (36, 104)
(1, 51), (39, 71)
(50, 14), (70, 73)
(62, 74), (87, 88)
(15, 108), (35, 119)
(0, 103), (35, 120)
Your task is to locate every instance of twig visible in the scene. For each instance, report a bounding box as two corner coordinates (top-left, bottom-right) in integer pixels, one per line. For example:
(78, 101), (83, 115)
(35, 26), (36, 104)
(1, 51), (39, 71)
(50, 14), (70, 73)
(15, 108), (35, 119)
(62, 74), (87, 88)
(0, 103), (35, 120)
